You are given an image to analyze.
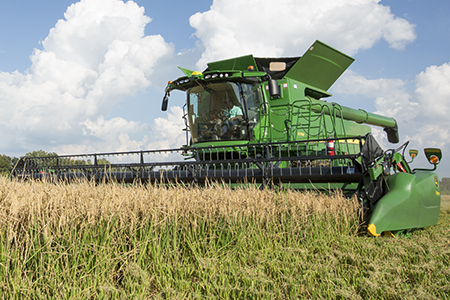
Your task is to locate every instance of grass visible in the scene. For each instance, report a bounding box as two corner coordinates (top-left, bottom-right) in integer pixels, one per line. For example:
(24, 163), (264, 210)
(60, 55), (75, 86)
(0, 177), (448, 299)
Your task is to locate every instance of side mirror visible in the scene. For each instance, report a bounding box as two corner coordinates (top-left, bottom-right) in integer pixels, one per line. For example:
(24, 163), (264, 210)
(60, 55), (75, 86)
(424, 148), (442, 165)
(412, 148), (442, 173)
(161, 94), (169, 111)
(408, 149), (418, 163)
(268, 79), (281, 99)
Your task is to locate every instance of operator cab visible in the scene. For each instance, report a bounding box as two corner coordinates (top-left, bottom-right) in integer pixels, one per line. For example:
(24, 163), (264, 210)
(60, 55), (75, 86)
(187, 81), (264, 143)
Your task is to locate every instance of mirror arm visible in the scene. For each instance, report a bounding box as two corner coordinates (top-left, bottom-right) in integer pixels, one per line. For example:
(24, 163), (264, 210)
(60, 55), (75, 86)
(412, 164), (437, 173)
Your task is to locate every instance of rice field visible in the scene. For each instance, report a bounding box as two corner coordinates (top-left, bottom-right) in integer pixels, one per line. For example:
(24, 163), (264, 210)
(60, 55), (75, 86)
(0, 177), (448, 299)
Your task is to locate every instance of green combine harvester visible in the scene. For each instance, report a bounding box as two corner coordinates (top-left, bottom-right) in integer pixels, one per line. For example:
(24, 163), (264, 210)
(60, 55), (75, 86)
(12, 40), (442, 237)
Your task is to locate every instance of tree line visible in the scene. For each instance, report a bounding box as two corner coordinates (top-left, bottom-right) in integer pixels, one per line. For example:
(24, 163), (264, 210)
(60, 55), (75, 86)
(0, 150), (111, 176)
(0, 154), (19, 176)
(0, 150), (60, 175)
(440, 178), (450, 195)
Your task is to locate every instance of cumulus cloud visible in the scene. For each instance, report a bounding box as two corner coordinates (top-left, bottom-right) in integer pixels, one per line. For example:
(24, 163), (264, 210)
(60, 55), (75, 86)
(334, 71), (417, 124)
(190, 0), (416, 69)
(414, 63), (450, 120)
(53, 107), (186, 162)
(0, 0), (173, 155)
(405, 63), (450, 152)
(148, 106), (186, 150)
(52, 106), (186, 157)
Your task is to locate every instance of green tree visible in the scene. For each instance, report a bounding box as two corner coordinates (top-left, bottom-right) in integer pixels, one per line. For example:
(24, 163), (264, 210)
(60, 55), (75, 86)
(0, 155), (12, 175)
(440, 177), (450, 195)
(24, 150), (59, 169)
(97, 158), (111, 165)
(24, 150), (111, 168)
(0, 154), (19, 176)
(25, 150), (58, 157)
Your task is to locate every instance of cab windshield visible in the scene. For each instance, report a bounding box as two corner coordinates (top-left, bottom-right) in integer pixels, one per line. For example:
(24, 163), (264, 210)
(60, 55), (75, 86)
(187, 82), (263, 143)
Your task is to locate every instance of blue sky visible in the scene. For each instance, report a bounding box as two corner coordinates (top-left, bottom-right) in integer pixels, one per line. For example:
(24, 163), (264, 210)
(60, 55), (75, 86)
(0, 0), (449, 177)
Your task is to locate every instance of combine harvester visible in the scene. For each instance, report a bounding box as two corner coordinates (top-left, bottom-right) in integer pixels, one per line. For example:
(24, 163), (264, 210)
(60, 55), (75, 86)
(12, 41), (442, 236)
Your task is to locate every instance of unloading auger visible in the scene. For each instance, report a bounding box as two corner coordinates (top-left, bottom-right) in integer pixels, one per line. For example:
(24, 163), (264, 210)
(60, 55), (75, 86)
(11, 40), (442, 236)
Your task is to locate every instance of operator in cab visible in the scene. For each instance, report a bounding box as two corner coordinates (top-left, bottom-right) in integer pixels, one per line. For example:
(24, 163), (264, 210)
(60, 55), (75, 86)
(219, 100), (243, 136)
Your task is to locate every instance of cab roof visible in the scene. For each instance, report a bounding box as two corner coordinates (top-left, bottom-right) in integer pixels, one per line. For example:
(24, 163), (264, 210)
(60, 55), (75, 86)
(205, 40), (354, 92)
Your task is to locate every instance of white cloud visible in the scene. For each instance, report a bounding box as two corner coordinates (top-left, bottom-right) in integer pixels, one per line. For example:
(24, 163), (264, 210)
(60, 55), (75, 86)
(335, 71), (417, 123)
(148, 106), (186, 150)
(0, 0), (173, 155)
(190, 0), (416, 69)
(50, 105), (186, 156)
(415, 63), (450, 119)
(406, 63), (450, 155)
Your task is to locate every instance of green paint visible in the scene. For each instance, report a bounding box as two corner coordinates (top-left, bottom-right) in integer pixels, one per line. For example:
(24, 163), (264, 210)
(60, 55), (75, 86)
(369, 172), (441, 235)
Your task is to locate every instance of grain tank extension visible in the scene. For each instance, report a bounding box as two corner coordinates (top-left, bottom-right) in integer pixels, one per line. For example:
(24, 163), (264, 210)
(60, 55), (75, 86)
(12, 40), (443, 237)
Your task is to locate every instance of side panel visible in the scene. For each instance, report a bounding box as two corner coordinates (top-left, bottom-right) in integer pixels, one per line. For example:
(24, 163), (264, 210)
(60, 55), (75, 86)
(253, 80), (372, 146)
(285, 40), (354, 91)
(368, 172), (441, 235)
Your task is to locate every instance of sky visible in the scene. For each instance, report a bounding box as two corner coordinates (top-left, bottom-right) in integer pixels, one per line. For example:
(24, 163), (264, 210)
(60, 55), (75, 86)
(0, 0), (450, 177)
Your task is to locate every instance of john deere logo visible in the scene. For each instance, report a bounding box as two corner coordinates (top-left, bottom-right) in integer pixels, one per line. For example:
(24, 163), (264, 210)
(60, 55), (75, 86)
(435, 177), (439, 188)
